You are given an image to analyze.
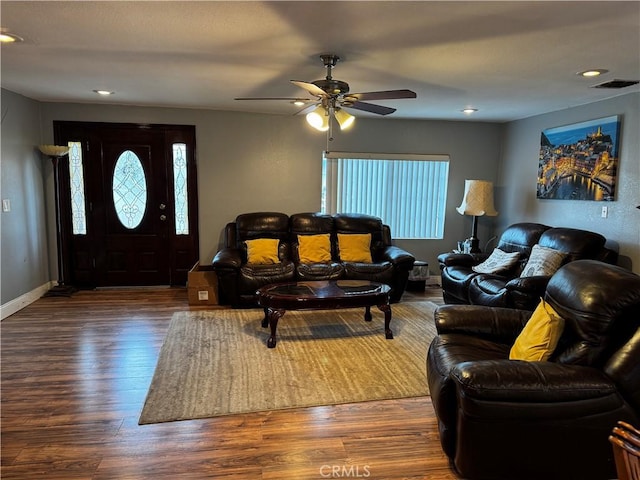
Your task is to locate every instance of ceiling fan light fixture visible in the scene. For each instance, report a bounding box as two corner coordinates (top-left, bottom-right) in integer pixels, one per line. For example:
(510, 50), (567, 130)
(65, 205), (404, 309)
(306, 106), (329, 131)
(335, 108), (355, 130)
(0, 32), (23, 43)
(577, 69), (609, 77)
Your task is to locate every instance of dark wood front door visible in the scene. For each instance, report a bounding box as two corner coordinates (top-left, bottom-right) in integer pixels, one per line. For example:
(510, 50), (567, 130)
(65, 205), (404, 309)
(54, 122), (198, 287)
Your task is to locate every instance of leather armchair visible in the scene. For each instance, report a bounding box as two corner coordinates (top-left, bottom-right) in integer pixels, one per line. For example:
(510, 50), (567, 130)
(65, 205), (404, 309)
(426, 260), (640, 479)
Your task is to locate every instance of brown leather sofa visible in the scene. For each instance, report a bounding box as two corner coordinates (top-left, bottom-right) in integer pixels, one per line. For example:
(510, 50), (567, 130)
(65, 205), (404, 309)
(212, 212), (415, 307)
(438, 222), (618, 310)
(426, 260), (640, 480)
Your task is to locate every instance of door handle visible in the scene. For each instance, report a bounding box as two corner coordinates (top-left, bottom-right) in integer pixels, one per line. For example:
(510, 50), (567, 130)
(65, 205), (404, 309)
(160, 214), (167, 221)
(159, 203), (166, 210)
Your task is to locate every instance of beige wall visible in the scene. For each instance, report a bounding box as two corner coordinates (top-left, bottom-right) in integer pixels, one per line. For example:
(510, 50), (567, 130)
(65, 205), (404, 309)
(499, 92), (639, 272)
(0, 90), (50, 306)
(3, 89), (638, 309)
(37, 102), (504, 274)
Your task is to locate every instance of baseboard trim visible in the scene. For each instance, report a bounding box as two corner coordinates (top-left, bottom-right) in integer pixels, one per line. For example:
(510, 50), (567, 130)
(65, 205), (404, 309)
(1, 281), (55, 321)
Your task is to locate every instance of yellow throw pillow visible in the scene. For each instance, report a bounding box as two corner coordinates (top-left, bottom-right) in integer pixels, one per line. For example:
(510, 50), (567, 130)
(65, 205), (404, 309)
(510, 299), (565, 362)
(245, 238), (280, 264)
(298, 234), (332, 263)
(338, 233), (372, 263)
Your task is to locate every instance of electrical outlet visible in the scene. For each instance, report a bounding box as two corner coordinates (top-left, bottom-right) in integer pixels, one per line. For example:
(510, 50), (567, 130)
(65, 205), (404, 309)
(2, 199), (10, 212)
(601, 206), (608, 218)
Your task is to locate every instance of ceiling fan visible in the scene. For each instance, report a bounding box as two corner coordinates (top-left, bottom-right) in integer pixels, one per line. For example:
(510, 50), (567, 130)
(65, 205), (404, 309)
(235, 54), (417, 132)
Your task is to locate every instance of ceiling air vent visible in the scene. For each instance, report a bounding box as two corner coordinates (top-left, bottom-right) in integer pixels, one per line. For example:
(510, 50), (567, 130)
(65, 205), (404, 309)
(591, 79), (639, 89)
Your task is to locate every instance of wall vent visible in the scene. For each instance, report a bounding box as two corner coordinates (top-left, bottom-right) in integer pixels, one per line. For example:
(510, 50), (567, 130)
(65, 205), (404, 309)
(591, 79), (639, 89)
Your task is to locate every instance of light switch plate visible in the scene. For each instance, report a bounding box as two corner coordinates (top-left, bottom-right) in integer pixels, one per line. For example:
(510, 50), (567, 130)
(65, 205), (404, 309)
(2, 199), (10, 212)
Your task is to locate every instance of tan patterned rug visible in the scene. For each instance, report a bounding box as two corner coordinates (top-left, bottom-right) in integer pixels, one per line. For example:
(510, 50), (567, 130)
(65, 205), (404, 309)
(139, 301), (439, 424)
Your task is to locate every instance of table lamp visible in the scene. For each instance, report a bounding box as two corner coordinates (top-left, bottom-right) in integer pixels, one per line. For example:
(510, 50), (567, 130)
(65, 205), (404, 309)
(456, 179), (498, 253)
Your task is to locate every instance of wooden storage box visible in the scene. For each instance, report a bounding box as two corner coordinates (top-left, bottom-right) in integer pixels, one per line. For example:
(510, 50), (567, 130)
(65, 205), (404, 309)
(187, 261), (219, 305)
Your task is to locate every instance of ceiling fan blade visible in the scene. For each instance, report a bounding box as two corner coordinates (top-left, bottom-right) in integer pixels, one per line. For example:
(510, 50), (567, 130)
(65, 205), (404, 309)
(346, 89), (417, 101)
(235, 97), (312, 101)
(294, 102), (321, 116)
(291, 80), (329, 98)
(345, 101), (396, 116)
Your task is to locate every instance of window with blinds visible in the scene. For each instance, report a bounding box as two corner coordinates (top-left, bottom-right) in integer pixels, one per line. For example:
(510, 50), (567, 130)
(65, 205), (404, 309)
(321, 152), (450, 239)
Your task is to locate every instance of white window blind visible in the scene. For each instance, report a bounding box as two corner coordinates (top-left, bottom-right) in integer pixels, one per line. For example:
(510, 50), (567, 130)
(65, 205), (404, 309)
(321, 152), (450, 239)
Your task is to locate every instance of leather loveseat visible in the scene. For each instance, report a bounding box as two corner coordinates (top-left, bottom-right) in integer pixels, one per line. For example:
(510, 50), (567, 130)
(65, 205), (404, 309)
(212, 212), (415, 307)
(427, 260), (640, 480)
(438, 222), (618, 310)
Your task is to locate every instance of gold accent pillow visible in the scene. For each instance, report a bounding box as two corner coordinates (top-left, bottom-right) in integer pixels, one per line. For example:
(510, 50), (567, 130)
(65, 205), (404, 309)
(298, 234), (332, 263)
(245, 238), (280, 264)
(510, 299), (565, 362)
(338, 233), (372, 263)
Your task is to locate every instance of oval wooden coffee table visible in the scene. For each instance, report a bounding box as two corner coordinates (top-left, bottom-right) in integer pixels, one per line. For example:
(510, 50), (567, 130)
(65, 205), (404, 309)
(256, 280), (392, 348)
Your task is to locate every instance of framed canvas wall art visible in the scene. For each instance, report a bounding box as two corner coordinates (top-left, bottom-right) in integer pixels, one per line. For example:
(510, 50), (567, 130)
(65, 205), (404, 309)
(537, 115), (621, 201)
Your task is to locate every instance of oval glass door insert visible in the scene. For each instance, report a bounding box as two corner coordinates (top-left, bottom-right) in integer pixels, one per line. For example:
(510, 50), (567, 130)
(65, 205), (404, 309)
(112, 150), (147, 229)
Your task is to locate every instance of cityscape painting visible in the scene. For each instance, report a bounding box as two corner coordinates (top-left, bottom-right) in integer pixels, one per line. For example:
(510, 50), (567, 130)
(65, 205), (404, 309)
(537, 115), (621, 201)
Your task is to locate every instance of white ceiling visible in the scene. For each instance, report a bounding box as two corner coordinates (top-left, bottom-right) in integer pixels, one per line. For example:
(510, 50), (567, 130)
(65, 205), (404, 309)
(1, 1), (639, 123)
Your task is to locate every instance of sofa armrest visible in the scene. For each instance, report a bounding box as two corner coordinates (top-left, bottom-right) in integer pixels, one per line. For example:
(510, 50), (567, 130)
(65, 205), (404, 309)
(380, 245), (415, 270)
(452, 360), (618, 403)
(212, 247), (243, 270)
(505, 275), (550, 292)
(437, 252), (488, 269)
(435, 304), (529, 342)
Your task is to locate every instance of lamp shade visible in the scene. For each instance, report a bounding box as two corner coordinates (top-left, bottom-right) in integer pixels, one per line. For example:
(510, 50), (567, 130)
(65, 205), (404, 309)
(334, 108), (355, 130)
(456, 180), (498, 216)
(306, 107), (330, 131)
(38, 145), (70, 157)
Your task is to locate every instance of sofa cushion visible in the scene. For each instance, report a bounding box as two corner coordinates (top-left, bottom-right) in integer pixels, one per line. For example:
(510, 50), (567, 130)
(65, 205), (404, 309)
(245, 238), (280, 264)
(521, 244), (567, 277)
(338, 233), (373, 263)
(510, 299), (565, 361)
(297, 262), (344, 280)
(297, 234), (332, 263)
(472, 248), (520, 274)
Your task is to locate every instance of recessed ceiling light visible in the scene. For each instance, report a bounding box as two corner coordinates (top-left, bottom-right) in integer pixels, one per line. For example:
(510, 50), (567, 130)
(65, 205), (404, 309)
(461, 108), (478, 115)
(292, 100), (306, 106)
(93, 90), (114, 96)
(0, 32), (24, 43)
(577, 69), (609, 77)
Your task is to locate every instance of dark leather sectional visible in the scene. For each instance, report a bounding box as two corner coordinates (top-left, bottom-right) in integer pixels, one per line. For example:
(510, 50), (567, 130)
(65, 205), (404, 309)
(212, 212), (415, 307)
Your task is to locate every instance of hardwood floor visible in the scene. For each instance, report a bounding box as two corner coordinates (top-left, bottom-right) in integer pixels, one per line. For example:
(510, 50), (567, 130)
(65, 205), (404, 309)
(1, 282), (459, 479)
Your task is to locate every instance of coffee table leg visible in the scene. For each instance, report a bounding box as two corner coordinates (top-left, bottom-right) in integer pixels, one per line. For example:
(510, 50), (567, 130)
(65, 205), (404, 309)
(261, 307), (269, 328)
(364, 306), (372, 322)
(377, 304), (393, 339)
(267, 308), (285, 348)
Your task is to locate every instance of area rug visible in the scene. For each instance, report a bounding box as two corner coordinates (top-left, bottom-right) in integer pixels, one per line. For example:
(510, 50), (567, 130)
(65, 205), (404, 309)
(139, 300), (439, 424)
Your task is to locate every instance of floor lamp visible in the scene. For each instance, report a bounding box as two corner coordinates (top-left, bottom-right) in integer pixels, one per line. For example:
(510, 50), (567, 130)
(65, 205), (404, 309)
(456, 179), (498, 253)
(39, 144), (75, 297)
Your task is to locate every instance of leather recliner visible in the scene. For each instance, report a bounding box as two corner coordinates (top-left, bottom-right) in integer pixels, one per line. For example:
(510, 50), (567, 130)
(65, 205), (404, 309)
(426, 260), (640, 480)
(438, 222), (618, 310)
(438, 222), (550, 305)
(211, 212), (296, 307)
(468, 226), (617, 310)
(213, 212), (415, 307)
